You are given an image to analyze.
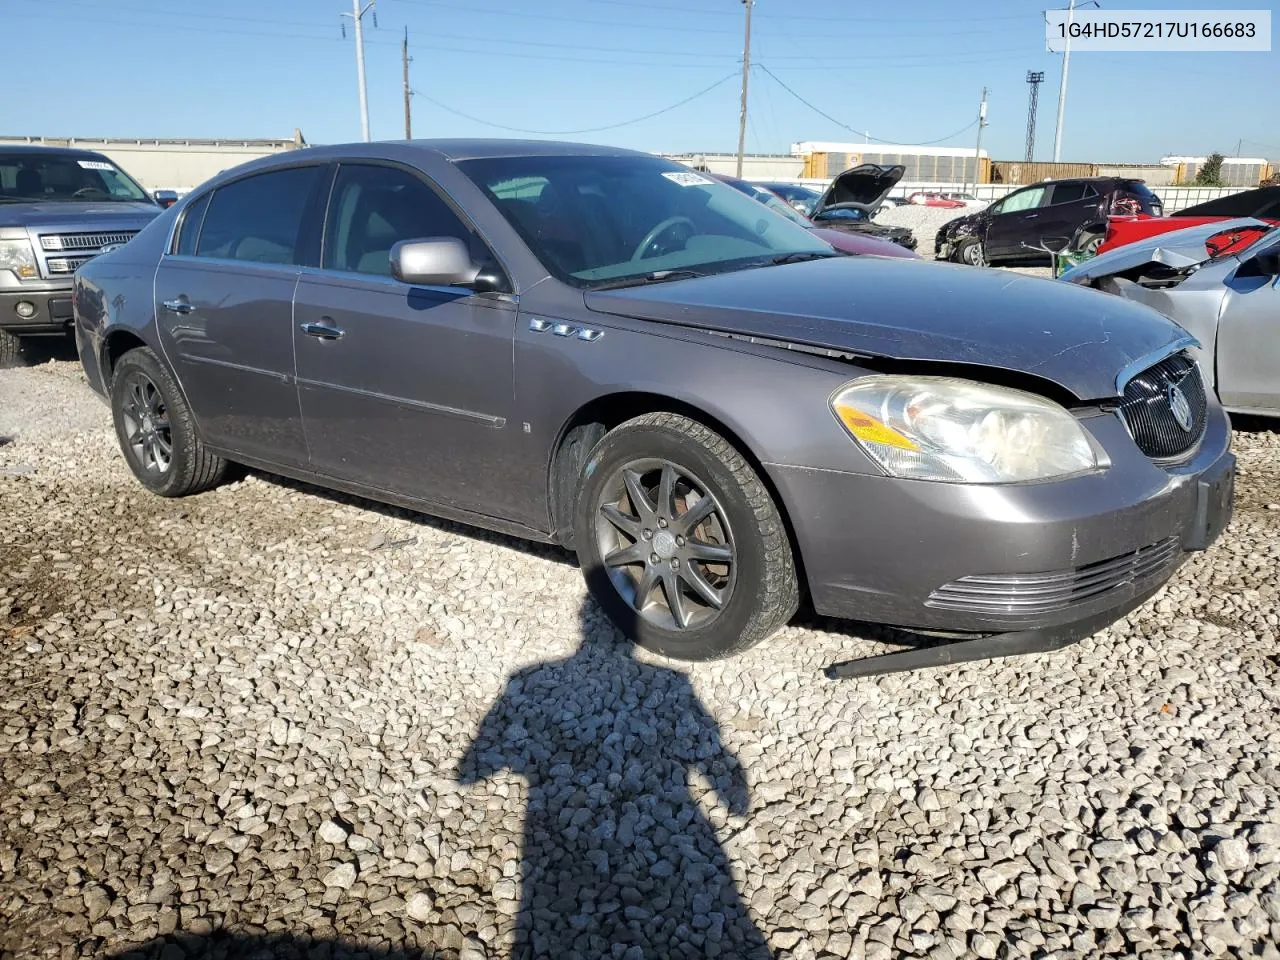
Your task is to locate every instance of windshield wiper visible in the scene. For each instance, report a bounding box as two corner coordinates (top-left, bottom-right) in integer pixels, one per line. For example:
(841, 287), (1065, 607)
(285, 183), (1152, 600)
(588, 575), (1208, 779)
(590, 269), (707, 291)
(767, 251), (842, 265)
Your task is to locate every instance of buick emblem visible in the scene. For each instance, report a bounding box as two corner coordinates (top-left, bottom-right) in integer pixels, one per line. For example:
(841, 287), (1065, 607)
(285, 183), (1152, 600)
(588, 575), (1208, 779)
(99, 242), (126, 254)
(1167, 383), (1194, 432)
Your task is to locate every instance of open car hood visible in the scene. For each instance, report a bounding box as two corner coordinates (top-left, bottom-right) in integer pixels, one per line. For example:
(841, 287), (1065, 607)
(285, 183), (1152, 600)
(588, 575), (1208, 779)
(584, 256), (1191, 401)
(811, 163), (905, 215)
(1061, 217), (1274, 286)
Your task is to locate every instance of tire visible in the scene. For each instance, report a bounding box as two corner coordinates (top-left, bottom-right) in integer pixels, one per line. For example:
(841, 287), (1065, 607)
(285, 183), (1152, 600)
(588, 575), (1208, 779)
(1078, 232), (1104, 257)
(573, 412), (799, 661)
(110, 346), (228, 497)
(955, 237), (986, 266)
(0, 329), (22, 369)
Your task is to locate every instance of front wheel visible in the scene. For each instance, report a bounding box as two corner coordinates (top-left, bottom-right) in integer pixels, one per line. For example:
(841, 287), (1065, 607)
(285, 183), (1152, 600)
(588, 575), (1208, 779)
(573, 413), (799, 661)
(955, 237), (986, 266)
(0, 329), (22, 369)
(110, 347), (229, 497)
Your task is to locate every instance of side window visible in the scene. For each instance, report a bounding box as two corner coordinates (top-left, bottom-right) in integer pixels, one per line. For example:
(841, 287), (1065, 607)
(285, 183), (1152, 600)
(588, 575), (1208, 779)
(1047, 182), (1088, 205)
(174, 192), (211, 256)
(323, 163), (486, 277)
(196, 166), (320, 265)
(998, 186), (1047, 214)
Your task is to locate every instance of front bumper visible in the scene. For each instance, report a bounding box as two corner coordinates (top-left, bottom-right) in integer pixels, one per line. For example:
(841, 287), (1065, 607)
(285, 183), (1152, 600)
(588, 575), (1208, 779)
(773, 406), (1235, 644)
(0, 282), (74, 335)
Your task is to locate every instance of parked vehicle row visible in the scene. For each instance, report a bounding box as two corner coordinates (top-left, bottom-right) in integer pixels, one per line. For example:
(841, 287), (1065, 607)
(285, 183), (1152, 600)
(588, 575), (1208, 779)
(70, 139), (1233, 676)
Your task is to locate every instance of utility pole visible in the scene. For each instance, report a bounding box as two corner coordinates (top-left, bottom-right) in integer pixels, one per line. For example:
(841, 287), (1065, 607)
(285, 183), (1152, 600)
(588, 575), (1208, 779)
(968, 87), (988, 195)
(1024, 71), (1044, 162)
(403, 27), (413, 140)
(735, 0), (754, 178)
(341, 0), (376, 141)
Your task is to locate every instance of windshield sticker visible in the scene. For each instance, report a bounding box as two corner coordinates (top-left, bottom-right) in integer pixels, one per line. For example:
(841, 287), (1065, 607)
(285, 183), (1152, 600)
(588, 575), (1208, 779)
(662, 171), (713, 187)
(77, 160), (115, 170)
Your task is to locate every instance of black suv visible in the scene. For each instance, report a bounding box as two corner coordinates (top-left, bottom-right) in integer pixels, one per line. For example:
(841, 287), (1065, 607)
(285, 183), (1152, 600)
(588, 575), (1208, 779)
(935, 177), (1163, 267)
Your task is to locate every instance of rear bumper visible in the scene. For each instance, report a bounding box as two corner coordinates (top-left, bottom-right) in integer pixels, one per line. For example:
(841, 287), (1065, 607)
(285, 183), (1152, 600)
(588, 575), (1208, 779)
(772, 406), (1234, 640)
(0, 283), (74, 335)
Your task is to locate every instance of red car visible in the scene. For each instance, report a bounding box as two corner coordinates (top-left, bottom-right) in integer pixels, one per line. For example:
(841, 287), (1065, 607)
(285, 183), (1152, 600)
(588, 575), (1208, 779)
(709, 173), (919, 259)
(1099, 186), (1280, 256)
(908, 192), (967, 209)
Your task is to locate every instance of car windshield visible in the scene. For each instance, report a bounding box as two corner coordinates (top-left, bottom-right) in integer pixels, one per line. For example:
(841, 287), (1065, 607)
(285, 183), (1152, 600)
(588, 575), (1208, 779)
(0, 152), (151, 203)
(812, 207), (869, 223)
(457, 154), (831, 287)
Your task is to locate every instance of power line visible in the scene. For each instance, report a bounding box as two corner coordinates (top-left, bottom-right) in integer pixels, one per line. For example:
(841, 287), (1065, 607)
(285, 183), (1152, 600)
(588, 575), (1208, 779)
(411, 72), (739, 136)
(756, 64), (979, 146)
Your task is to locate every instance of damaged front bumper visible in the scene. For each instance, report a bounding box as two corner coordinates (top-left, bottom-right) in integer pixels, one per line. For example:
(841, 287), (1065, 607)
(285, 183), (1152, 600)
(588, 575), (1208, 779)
(769, 406), (1235, 676)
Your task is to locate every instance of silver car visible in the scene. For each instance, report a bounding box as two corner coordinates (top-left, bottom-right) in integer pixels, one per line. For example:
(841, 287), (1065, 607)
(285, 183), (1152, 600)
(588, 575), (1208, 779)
(1061, 218), (1280, 417)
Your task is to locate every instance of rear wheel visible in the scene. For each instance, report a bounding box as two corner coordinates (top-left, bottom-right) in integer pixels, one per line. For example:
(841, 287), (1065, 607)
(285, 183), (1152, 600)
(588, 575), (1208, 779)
(573, 412), (799, 661)
(1077, 232), (1104, 257)
(110, 347), (229, 497)
(0, 329), (22, 369)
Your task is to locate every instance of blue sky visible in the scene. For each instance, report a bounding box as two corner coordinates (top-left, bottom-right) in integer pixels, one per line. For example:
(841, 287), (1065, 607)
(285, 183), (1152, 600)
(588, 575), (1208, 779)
(6, 0), (1277, 163)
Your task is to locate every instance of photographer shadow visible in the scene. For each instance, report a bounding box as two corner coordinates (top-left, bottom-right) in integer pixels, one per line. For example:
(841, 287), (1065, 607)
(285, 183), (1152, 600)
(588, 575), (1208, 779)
(457, 597), (772, 959)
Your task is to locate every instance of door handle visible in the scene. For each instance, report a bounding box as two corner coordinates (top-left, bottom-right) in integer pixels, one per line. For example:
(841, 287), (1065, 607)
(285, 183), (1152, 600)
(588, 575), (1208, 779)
(300, 320), (345, 341)
(1023, 213), (1040, 219)
(162, 297), (192, 315)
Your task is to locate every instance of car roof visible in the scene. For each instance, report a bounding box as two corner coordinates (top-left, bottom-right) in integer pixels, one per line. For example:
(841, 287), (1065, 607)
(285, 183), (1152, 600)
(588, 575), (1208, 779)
(303, 138), (654, 162)
(0, 144), (113, 160)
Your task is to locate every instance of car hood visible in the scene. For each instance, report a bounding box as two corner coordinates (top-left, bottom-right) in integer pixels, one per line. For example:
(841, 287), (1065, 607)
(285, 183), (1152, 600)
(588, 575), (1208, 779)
(811, 163), (905, 215)
(0, 200), (162, 229)
(809, 227), (919, 259)
(584, 256), (1191, 401)
(1061, 217), (1274, 285)
(938, 211), (984, 238)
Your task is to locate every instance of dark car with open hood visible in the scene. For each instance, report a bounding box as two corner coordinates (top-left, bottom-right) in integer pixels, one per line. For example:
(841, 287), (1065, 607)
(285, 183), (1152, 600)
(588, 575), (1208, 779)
(72, 140), (1233, 676)
(806, 163), (917, 251)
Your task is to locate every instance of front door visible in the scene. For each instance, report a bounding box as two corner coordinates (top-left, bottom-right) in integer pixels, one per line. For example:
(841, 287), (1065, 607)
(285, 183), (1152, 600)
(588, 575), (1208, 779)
(1216, 242), (1280, 413)
(293, 161), (520, 517)
(984, 185), (1049, 259)
(153, 164), (324, 467)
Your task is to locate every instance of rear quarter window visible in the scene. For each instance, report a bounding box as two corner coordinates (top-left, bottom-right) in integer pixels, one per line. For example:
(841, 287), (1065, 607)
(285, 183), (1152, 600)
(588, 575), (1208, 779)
(174, 192), (211, 256)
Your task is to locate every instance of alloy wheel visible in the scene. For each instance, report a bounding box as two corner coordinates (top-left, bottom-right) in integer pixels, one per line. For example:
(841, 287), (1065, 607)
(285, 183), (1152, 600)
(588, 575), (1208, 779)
(594, 458), (736, 631)
(963, 240), (985, 266)
(119, 372), (173, 475)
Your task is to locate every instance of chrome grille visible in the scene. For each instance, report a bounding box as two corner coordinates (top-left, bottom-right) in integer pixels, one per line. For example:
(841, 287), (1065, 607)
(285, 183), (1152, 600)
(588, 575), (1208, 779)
(1118, 352), (1207, 460)
(927, 537), (1181, 617)
(39, 231), (137, 252)
(46, 256), (95, 275)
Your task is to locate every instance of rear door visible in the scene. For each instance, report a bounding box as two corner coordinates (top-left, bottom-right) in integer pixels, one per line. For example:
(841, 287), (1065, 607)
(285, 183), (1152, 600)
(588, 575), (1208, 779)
(293, 161), (520, 517)
(1036, 181), (1102, 248)
(984, 185), (1048, 259)
(154, 164), (326, 466)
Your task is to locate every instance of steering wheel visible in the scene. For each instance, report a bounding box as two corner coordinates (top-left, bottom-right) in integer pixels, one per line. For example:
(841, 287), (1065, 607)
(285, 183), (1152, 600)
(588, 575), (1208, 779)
(631, 216), (696, 262)
(73, 186), (109, 198)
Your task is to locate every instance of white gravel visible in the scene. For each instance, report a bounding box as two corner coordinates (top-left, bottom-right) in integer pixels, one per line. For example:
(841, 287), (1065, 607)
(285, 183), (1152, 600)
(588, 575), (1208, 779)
(2, 350), (1279, 960)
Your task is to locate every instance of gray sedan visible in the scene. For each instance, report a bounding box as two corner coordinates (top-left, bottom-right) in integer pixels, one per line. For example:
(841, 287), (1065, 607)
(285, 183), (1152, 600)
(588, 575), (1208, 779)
(1061, 218), (1280, 417)
(71, 140), (1234, 676)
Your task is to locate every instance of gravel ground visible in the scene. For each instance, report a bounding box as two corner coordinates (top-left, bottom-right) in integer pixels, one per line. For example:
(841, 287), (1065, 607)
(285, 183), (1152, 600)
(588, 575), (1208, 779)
(2, 346), (1280, 960)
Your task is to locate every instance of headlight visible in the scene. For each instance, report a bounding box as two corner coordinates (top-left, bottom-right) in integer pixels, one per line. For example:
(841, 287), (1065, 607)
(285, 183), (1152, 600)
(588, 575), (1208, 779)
(831, 376), (1099, 483)
(0, 239), (38, 280)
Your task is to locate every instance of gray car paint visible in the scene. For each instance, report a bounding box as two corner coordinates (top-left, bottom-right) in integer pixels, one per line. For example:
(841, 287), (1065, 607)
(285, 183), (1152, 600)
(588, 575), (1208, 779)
(73, 140), (1234, 638)
(1061, 218), (1280, 415)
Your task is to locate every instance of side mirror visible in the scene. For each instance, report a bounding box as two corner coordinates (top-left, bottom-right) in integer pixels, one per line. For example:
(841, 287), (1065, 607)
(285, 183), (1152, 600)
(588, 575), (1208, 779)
(391, 237), (481, 287)
(1248, 250), (1280, 276)
(154, 190), (179, 208)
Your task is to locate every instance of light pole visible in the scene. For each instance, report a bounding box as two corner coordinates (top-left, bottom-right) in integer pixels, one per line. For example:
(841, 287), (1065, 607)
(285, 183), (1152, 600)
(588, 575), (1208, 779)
(736, 0), (754, 178)
(1051, 0), (1099, 162)
(342, 0), (377, 142)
